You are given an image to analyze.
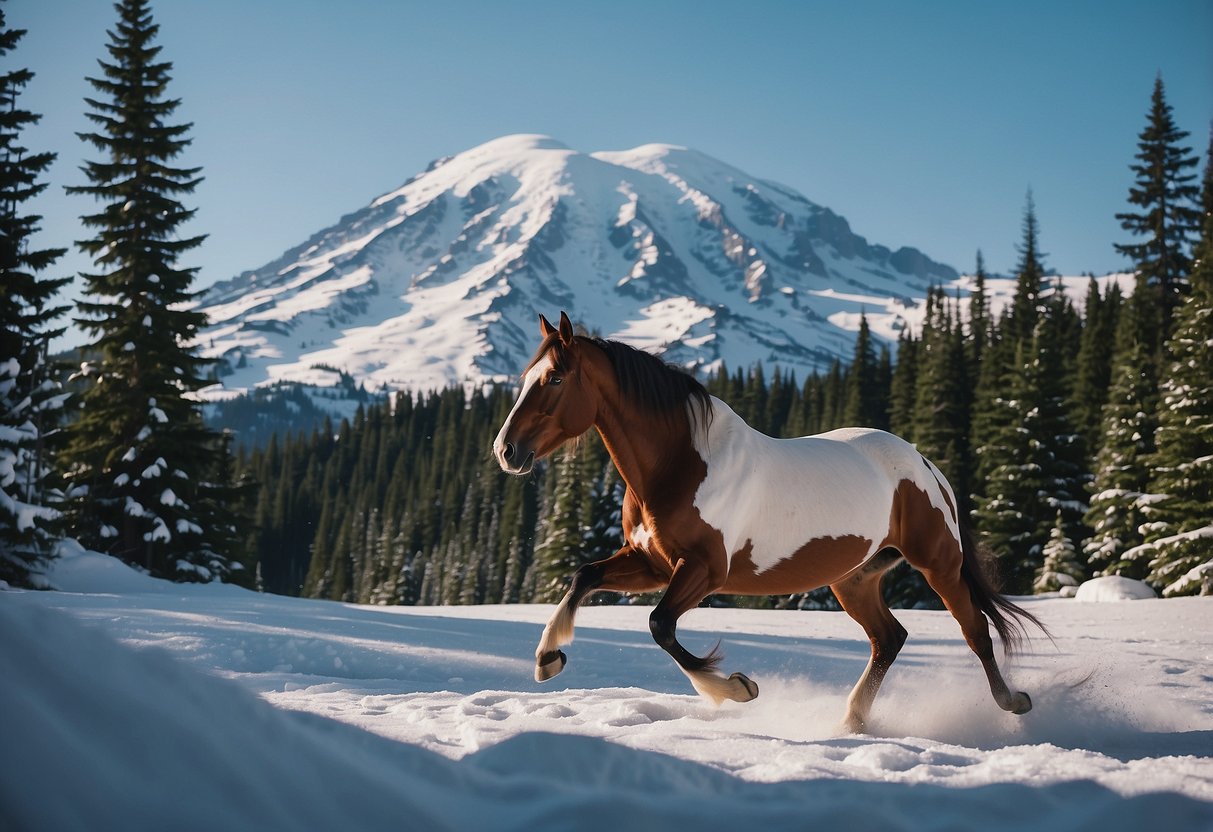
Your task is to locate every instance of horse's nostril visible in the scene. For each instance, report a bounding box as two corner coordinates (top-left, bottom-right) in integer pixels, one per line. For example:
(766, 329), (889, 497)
(503, 442), (516, 462)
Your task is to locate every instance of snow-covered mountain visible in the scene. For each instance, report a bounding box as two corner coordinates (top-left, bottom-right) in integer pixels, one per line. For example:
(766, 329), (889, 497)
(195, 134), (961, 397)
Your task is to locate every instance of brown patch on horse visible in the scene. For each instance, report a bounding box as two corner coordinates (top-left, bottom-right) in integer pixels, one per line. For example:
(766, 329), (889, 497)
(882, 478), (957, 573)
(717, 477), (955, 598)
(721, 535), (874, 595)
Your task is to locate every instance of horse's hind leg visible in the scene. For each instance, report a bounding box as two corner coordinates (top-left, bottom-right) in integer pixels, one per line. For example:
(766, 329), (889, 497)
(650, 558), (758, 705)
(918, 553), (1032, 716)
(535, 545), (665, 682)
(831, 550), (907, 733)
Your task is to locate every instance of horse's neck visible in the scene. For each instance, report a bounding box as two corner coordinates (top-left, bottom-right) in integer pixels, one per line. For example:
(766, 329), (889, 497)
(592, 392), (702, 504)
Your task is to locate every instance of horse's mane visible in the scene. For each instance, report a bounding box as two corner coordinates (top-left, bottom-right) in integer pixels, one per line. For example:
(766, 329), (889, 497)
(525, 334), (713, 434)
(589, 337), (713, 432)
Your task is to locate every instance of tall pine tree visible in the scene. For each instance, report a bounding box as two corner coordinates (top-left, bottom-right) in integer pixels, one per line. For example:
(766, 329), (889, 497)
(62, 0), (236, 581)
(1114, 76), (1201, 340)
(912, 288), (971, 511)
(1071, 278), (1121, 455)
(974, 207), (1087, 592)
(1128, 136), (1213, 595)
(0, 5), (70, 586)
(842, 313), (883, 428)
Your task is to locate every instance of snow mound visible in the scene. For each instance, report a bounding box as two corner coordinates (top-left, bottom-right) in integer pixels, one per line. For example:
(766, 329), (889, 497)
(1075, 576), (1158, 602)
(46, 540), (247, 598)
(47, 539), (170, 594)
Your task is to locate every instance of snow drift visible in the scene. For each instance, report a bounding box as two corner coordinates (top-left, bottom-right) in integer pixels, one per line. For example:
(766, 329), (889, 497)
(2, 549), (1210, 831)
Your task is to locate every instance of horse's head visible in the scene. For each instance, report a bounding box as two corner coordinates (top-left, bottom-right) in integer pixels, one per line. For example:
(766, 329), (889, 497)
(494, 312), (600, 475)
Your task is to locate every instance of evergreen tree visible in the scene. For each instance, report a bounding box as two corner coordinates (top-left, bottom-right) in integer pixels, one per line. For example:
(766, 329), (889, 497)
(1082, 287), (1158, 577)
(874, 344), (892, 432)
(887, 330), (917, 439)
(1114, 76), (1201, 339)
(531, 450), (588, 603)
(61, 0), (238, 581)
(1007, 191), (1047, 349)
(972, 196), (1048, 512)
(970, 310), (1013, 505)
(966, 251), (991, 370)
(0, 5), (70, 586)
(843, 313), (883, 427)
(973, 340), (1042, 592)
(1072, 278), (1122, 454)
(975, 223), (1087, 593)
(1128, 139), (1213, 595)
(821, 359), (845, 431)
(1034, 510), (1085, 593)
(912, 289), (971, 510)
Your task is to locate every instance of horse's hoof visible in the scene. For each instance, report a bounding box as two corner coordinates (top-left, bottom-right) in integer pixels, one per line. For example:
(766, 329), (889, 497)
(729, 672), (759, 702)
(1010, 691), (1032, 715)
(535, 650), (566, 682)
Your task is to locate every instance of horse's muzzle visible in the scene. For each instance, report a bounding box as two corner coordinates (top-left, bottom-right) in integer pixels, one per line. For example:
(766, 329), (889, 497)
(497, 441), (536, 475)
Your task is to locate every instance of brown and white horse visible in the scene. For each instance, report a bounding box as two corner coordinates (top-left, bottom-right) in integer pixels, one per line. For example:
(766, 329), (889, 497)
(494, 312), (1042, 732)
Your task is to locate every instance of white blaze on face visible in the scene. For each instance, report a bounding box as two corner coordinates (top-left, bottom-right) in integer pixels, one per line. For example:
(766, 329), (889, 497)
(494, 355), (553, 463)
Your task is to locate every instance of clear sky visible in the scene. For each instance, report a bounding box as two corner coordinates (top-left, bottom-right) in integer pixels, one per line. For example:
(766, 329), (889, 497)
(10, 0), (1213, 344)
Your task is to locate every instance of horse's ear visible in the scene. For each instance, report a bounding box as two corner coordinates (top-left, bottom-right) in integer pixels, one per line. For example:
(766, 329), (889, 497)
(558, 311), (574, 346)
(539, 314), (557, 338)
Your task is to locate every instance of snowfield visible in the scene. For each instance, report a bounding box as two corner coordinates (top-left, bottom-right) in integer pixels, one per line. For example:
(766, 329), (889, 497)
(3, 547), (1211, 831)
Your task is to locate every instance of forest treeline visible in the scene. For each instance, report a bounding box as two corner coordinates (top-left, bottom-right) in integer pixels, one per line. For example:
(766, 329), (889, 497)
(241, 207), (1211, 607)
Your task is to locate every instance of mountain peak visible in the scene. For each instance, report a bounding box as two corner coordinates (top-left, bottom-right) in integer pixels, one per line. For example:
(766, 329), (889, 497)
(197, 135), (959, 399)
(461, 133), (572, 155)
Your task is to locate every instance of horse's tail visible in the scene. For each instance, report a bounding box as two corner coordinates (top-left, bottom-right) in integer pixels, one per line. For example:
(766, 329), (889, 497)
(959, 521), (1050, 656)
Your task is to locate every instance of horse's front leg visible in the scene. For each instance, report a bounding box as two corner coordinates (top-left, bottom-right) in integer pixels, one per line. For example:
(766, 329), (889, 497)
(535, 545), (666, 682)
(650, 557), (759, 705)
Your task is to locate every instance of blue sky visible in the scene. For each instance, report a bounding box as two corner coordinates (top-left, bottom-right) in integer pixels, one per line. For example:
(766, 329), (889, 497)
(11, 0), (1213, 337)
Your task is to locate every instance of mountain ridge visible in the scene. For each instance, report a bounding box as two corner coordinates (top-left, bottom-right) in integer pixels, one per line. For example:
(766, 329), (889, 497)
(195, 133), (962, 397)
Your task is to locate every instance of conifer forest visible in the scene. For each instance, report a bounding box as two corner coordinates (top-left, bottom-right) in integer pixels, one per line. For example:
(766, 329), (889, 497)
(3, 0), (1212, 607)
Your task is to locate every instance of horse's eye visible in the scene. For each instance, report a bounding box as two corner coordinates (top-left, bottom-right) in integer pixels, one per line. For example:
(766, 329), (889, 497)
(548, 375), (563, 386)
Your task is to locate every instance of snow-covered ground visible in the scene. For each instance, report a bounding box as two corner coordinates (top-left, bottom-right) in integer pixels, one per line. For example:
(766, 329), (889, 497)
(3, 547), (1211, 831)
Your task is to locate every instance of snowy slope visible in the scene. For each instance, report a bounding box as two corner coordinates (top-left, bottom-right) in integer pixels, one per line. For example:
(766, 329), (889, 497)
(195, 134), (966, 397)
(2, 547), (1211, 831)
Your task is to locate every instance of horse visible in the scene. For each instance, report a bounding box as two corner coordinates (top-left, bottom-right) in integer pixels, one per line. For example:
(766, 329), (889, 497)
(493, 311), (1043, 732)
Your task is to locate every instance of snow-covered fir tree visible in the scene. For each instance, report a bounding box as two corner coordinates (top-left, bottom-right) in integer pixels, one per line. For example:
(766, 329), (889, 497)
(1082, 288), (1158, 577)
(1035, 510), (1085, 593)
(61, 0), (237, 581)
(0, 6), (70, 587)
(1127, 138), (1213, 596)
(531, 450), (588, 604)
(974, 206), (1088, 593)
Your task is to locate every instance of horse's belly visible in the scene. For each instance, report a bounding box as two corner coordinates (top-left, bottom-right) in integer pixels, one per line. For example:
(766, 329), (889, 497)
(718, 530), (877, 595)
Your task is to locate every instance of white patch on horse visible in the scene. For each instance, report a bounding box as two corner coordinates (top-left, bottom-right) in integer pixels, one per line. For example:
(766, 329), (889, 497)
(690, 396), (957, 575)
(494, 355), (552, 458)
(631, 523), (654, 552)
